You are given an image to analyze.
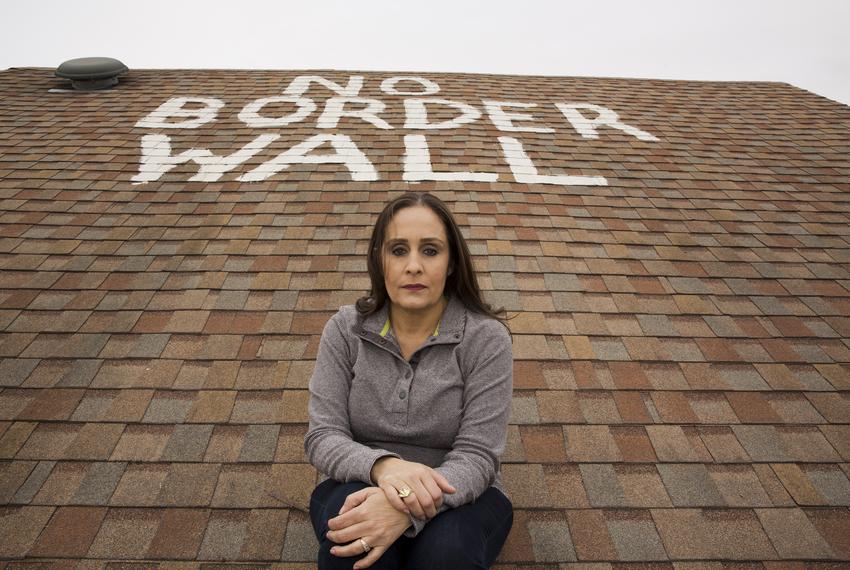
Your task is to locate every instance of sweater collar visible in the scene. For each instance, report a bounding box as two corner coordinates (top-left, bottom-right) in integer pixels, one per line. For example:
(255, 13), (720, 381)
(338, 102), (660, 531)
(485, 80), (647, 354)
(361, 291), (466, 338)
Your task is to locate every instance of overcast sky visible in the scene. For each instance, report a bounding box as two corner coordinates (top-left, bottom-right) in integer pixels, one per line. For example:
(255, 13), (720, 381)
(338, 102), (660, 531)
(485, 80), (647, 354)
(2, 0), (849, 106)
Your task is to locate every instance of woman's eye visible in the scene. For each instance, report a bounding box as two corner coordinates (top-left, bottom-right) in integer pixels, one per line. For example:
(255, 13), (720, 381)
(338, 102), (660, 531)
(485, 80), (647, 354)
(391, 247), (438, 256)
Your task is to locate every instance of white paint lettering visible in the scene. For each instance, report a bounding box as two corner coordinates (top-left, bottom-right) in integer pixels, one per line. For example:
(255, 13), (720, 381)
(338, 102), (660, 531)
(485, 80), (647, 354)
(556, 103), (659, 141)
(499, 136), (607, 186)
(403, 135), (498, 183)
(131, 133), (280, 184)
(238, 96), (316, 128)
(135, 97), (224, 129)
(131, 79), (665, 186)
(238, 133), (377, 182)
(317, 97), (392, 130)
(381, 76), (440, 96)
(403, 99), (481, 130)
(483, 100), (555, 133)
(282, 75), (364, 98)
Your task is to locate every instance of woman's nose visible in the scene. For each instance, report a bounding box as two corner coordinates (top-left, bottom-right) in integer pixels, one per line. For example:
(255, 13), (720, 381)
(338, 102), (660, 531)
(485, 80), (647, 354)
(406, 254), (423, 271)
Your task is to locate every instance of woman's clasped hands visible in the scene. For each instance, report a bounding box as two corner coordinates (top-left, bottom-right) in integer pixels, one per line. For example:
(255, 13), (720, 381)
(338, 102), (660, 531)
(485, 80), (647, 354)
(326, 487), (409, 569)
(368, 456), (456, 520)
(325, 458), (457, 569)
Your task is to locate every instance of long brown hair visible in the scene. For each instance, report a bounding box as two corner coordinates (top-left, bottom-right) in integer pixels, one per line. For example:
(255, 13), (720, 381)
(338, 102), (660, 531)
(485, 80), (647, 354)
(355, 191), (513, 335)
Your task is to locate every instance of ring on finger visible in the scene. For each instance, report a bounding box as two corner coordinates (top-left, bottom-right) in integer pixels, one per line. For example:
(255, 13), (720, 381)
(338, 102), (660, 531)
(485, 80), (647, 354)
(397, 485), (413, 498)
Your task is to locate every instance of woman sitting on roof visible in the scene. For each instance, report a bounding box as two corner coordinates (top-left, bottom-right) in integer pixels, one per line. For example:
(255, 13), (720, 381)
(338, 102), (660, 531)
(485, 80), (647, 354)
(305, 191), (515, 569)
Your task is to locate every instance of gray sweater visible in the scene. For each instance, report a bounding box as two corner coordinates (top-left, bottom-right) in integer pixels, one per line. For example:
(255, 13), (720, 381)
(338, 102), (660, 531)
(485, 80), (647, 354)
(304, 292), (513, 537)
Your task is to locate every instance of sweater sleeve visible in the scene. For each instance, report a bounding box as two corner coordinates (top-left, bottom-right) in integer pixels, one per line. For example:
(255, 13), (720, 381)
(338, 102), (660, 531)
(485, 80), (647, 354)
(403, 321), (513, 537)
(304, 312), (402, 485)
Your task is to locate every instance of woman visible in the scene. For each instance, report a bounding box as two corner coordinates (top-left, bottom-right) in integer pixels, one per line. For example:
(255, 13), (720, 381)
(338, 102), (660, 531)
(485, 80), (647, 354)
(305, 191), (514, 569)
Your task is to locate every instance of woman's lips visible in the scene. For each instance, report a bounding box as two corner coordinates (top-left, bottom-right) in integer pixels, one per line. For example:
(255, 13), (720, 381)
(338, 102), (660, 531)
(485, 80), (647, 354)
(403, 285), (425, 290)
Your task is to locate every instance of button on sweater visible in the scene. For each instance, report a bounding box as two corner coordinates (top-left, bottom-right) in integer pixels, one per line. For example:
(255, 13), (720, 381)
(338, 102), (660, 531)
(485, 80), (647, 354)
(304, 292), (513, 537)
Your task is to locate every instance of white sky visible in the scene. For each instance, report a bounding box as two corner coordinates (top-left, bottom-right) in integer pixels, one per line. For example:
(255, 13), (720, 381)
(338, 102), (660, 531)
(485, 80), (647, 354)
(2, 0), (849, 106)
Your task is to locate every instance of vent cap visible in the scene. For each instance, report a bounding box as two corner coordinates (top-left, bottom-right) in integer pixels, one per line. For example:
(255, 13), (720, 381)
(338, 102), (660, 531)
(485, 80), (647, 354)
(55, 57), (128, 90)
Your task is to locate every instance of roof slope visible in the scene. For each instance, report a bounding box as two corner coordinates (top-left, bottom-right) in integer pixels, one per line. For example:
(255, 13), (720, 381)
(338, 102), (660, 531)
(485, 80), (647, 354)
(1, 67), (849, 567)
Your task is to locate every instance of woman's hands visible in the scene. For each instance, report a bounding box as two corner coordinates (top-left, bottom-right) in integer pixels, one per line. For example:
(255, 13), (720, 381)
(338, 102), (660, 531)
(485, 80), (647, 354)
(326, 457), (457, 569)
(326, 486), (410, 569)
(369, 457), (456, 520)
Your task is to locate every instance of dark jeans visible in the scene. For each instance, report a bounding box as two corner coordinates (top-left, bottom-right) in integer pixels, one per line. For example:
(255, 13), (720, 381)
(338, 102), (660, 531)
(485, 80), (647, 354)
(309, 478), (513, 569)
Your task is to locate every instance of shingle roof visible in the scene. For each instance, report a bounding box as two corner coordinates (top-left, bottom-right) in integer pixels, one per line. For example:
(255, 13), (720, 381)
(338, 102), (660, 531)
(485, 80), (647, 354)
(1, 66), (849, 566)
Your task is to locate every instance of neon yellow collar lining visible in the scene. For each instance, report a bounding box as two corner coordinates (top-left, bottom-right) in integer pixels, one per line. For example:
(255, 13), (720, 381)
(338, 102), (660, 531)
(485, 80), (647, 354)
(380, 317), (439, 338)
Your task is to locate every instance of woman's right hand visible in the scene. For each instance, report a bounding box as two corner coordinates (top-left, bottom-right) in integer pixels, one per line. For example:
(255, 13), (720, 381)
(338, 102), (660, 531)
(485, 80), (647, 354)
(368, 457), (456, 520)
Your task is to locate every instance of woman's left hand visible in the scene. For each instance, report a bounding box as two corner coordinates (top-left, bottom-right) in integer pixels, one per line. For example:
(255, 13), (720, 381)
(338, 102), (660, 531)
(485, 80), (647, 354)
(326, 486), (411, 569)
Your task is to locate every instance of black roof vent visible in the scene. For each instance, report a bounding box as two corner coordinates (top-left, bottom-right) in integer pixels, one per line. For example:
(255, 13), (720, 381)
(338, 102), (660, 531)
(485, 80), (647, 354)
(55, 57), (128, 90)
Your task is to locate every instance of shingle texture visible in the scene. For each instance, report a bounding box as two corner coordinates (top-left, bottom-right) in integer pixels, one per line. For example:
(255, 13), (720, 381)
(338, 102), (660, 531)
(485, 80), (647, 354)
(1, 66), (849, 566)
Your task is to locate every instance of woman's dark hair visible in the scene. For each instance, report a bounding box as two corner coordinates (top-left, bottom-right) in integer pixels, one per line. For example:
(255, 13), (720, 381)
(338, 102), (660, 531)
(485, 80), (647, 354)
(355, 191), (513, 335)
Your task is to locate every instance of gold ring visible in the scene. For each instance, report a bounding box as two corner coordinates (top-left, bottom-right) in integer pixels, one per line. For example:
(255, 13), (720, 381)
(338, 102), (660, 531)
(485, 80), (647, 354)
(359, 538), (371, 553)
(397, 487), (412, 498)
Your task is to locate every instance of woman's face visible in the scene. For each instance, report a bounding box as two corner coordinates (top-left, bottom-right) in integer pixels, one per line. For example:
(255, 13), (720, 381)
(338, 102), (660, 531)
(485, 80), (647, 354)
(381, 205), (452, 310)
